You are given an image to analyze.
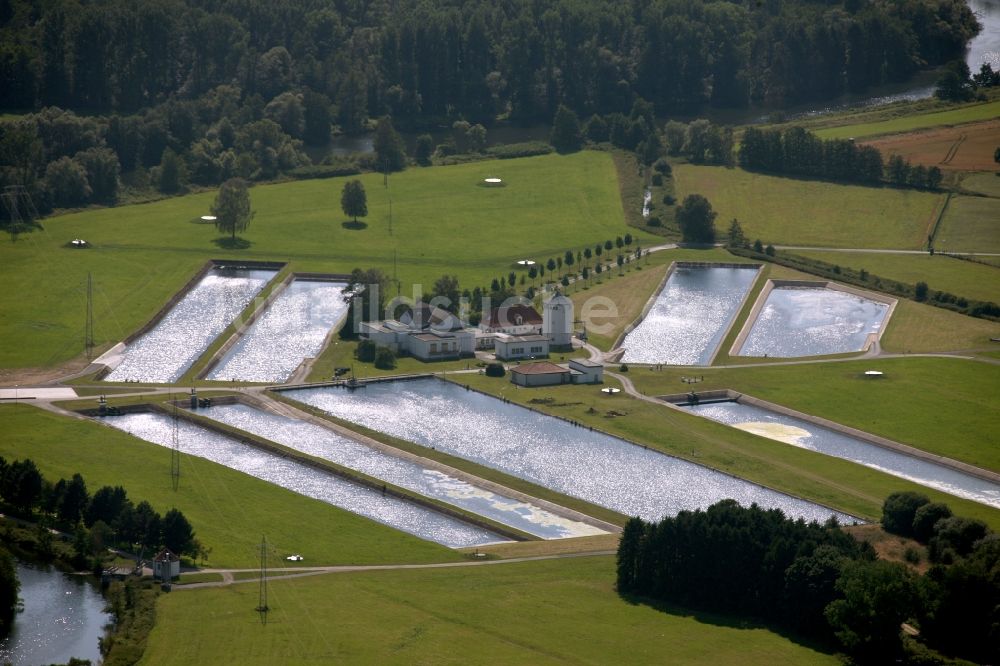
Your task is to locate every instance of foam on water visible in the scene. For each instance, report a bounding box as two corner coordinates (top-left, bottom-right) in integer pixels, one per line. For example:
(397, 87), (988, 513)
(687, 401), (1000, 508)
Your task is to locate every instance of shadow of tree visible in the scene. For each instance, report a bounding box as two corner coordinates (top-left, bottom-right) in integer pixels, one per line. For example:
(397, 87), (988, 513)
(616, 592), (837, 655)
(213, 237), (252, 249)
(342, 221), (368, 230)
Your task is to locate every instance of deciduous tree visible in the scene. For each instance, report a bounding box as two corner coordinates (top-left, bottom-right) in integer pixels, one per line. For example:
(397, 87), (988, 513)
(211, 178), (254, 240)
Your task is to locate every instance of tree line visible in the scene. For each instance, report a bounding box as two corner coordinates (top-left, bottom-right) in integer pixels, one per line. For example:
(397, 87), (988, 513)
(0, 456), (201, 569)
(0, 0), (977, 120)
(740, 125), (942, 189)
(617, 496), (998, 664)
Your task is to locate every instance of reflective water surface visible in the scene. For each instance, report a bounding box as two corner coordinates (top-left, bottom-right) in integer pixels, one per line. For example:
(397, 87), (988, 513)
(687, 401), (1000, 508)
(621, 266), (759, 365)
(0, 561), (111, 666)
(287, 379), (858, 524)
(738, 287), (889, 358)
(106, 268), (276, 383)
(103, 412), (502, 548)
(199, 403), (605, 539)
(208, 280), (348, 383)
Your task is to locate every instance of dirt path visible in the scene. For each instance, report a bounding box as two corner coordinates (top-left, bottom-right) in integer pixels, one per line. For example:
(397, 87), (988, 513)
(176, 550), (616, 590)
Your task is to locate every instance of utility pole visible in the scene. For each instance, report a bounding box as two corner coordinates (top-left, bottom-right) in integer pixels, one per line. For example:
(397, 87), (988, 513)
(85, 273), (95, 361)
(171, 397), (181, 491)
(256, 535), (269, 624)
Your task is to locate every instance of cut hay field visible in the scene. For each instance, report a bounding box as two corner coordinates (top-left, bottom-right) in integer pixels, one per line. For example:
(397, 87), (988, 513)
(142, 556), (841, 665)
(934, 195), (1000, 253)
(861, 119), (1000, 171)
(672, 165), (942, 249)
(792, 250), (1000, 304)
(0, 152), (650, 374)
(0, 404), (461, 569)
(961, 172), (1000, 197)
(813, 100), (1000, 140)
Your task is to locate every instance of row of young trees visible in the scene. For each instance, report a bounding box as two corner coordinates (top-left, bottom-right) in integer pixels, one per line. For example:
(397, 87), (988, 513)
(617, 496), (998, 664)
(0, 0), (978, 120)
(0, 456), (200, 563)
(739, 125), (942, 188)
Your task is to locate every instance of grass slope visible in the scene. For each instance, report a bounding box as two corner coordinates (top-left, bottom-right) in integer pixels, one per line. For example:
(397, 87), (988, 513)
(934, 195), (1000, 253)
(629, 357), (1000, 474)
(456, 374), (1000, 529)
(0, 152), (650, 372)
(814, 100), (1000, 140)
(141, 556), (839, 665)
(672, 165), (942, 249)
(791, 251), (1000, 304)
(0, 404), (461, 568)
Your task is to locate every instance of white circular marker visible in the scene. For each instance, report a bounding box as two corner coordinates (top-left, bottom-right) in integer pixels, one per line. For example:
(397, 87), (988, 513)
(201, 215), (217, 222)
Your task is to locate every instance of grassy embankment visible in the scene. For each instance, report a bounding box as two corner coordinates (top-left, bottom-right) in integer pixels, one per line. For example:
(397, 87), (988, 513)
(141, 555), (840, 665)
(791, 251), (1000, 304)
(934, 195), (1000, 254)
(626, 356), (1000, 475)
(811, 99), (1000, 140)
(454, 371), (1000, 530)
(672, 164), (943, 249)
(0, 151), (652, 374)
(0, 404), (462, 569)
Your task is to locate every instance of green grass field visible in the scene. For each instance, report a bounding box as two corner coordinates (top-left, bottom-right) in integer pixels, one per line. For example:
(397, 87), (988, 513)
(813, 100), (1000, 140)
(672, 165), (942, 249)
(629, 356), (1000, 474)
(790, 250), (1000, 304)
(934, 195), (1000, 253)
(0, 404), (461, 568)
(0, 152), (651, 372)
(960, 172), (1000, 197)
(141, 556), (839, 665)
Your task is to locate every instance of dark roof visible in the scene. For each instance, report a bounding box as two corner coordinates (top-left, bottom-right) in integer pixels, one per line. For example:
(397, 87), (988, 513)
(154, 548), (179, 562)
(496, 334), (549, 343)
(400, 303), (462, 331)
(485, 305), (543, 329)
(511, 361), (569, 376)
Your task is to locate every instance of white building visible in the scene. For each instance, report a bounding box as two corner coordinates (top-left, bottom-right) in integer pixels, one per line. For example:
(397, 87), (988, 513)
(152, 548), (180, 580)
(360, 303), (476, 361)
(509, 358), (604, 387)
(543, 292), (574, 350)
(480, 304), (543, 335)
(494, 333), (549, 361)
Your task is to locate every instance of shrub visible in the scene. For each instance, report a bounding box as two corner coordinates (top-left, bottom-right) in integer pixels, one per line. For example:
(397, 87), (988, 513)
(881, 491), (930, 537)
(288, 162), (360, 179)
(619, 363), (629, 372)
(651, 173), (663, 186)
(912, 502), (952, 543)
(355, 339), (377, 362)
(485, 362), (506, 377)
(647, 216), (661, 227)
(487, 141), (553, 159)
(373, 346), (396, 370)
(914, 281), (929, 302)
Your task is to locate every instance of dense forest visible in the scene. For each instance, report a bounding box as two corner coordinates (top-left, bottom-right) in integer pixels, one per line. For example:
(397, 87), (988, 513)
(0, 0), (979, 120)
(617, 497), (999, 664)
(0, 0), (982, 219)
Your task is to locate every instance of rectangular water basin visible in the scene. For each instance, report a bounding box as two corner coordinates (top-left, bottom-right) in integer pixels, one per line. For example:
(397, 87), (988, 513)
(284, 378), (859, 525)
(684, 400), (1000, 508)
(101, 411), (504, 548)
(197, 402), (606, 539)
(620, 264), (759, 365)
(105, 267), (277, 383)
(735, 282), (892, 358)
(206, 279), (349, 383)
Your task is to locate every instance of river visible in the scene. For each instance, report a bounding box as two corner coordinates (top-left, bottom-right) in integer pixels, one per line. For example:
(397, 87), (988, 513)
(0, 560), (111, 666)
